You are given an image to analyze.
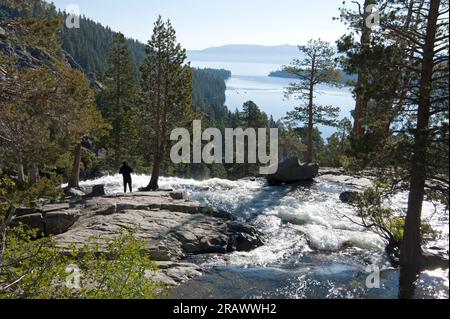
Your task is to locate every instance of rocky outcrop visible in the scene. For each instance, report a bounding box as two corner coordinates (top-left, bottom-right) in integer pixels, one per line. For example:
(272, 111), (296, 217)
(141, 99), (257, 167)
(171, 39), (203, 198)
(45, 191), (262, 284)
(90, 184), (105, 197)
(267, 157), (319, 186)
(339, 191), (360, 204)
(11, 204), (81, 236)
(169, 190), (187, 200)
(0, 37), (81, 72)
(151, 262), (203, 286)
(53, 191), (262, 261)
(64, 188), (86, 198)
(319, 173), (374, 189)
(13, 190), (263, 285)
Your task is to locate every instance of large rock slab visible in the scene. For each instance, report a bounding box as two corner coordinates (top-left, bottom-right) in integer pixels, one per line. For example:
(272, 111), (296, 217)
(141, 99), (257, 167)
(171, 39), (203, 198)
(11, 213), (45, 234)
(339, 191), (360, 204)
(45, 210), (81, 236)
(13, 191), (263, 285)
(319, 174), (373, 189)
(151, 262), (202, 286)
(54, 192), (263, 261)
(11, 206), (80, 236)
(267, 157), (319, 186)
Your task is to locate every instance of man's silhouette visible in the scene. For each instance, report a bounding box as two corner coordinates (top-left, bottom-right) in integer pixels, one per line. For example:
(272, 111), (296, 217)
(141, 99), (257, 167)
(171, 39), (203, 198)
(119, 162), (133, 193)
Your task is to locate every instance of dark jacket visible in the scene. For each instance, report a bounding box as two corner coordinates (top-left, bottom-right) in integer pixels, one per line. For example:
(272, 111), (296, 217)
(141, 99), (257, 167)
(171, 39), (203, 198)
(119, 165), (133, 180)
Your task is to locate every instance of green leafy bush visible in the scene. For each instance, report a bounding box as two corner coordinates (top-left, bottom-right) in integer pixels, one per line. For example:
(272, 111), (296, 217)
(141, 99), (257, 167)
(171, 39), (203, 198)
(343, 180), (439, 263)
(0, 227), (164, 299)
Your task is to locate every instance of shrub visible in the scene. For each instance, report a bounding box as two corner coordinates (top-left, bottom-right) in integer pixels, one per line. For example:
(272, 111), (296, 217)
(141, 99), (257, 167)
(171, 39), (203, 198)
(0, 226), (164, 299)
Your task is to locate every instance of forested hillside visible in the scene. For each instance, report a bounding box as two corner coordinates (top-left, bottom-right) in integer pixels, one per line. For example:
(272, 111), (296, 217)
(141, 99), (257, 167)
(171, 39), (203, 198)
(57, 14), (232, 126)
(1, 3), (236, 129)
(192, 68), (230, 124)
(60, 14), (146, 75)
(269, 69), (358, 84)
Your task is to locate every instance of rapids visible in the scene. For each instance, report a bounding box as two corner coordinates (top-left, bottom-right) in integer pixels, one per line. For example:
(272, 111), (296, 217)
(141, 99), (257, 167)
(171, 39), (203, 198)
(78, 174), (449, 299)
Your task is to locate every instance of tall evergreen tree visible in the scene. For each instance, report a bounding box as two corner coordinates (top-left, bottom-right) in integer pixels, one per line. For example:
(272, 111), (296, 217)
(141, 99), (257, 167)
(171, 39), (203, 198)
(98, 32), (139, 169)
(338, 0), (376, 137)
(338, 0), (448, 297)
(238, 101), (269, 177)
(241, 101), (269, 128)
(389, 0), (449, 289)
(283, 39), (341, 163)
(0, 6), (105, 188)
(140, 16), (193, 190)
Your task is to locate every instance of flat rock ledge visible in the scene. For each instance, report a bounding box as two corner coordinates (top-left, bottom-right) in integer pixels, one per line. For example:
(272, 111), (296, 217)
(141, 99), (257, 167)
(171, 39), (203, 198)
(38, 190), (263, 286)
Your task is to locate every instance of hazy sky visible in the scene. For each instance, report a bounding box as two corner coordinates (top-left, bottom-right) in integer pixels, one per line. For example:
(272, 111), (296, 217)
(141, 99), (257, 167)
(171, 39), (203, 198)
(50, 0), (350, 50)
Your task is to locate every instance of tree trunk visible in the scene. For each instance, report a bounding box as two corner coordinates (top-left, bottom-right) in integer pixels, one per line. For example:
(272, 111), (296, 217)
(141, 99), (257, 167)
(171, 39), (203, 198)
(306, 55), (316, 164)
(306, 92), (314, 164)
(29, 165), (40, 184)
(400, 0), (440, 271)
(16, 158), (25, 184)
(68, 143), (82, 188)
(114, 52), (122, 169)
(147, 50), (162, 190)
(148, 152), (161, 191)
(353, 0), (374, 137)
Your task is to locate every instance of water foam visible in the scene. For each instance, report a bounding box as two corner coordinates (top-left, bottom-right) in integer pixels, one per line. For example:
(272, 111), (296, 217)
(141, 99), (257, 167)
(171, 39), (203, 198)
(76, 174), (448, 265)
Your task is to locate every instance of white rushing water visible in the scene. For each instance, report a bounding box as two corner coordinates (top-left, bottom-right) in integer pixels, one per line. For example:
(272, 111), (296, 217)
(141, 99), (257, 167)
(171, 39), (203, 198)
(78, 174), (448, 298)
(79, 174), (448, 265)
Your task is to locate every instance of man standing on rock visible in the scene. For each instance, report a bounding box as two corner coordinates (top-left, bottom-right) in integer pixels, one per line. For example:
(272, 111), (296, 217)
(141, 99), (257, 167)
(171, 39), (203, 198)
(119, 161), (133, 193)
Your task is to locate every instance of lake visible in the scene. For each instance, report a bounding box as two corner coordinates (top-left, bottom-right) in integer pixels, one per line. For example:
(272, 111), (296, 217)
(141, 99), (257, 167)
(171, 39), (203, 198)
(190, 60), (356, 139)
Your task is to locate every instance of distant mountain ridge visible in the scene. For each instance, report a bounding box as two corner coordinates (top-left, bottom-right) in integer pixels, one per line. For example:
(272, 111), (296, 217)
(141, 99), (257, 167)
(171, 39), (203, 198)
(188, 44), (303, 64)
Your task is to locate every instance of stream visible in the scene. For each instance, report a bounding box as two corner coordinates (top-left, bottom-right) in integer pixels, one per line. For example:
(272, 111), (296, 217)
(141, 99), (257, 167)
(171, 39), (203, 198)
(79, 174), (449, 299)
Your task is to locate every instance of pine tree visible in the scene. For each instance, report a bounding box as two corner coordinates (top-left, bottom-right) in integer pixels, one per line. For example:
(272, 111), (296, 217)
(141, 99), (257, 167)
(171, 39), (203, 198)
(338, 0), (448, 297)
(0, 3), (106, 188)
(283, 39), (341, 163)
(241, 101), (268, 128)
(238, 101), (269, 177)
(393, 0), (448, 278)
(338, 0), (375, 137)
(98, 32), (139, 169)
(337, 0), (417, 166)
(140, 16), (193, 190)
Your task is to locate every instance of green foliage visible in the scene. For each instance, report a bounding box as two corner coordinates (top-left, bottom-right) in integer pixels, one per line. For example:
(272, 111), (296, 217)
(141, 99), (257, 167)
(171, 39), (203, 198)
(0, 227), (71, 299)
(0, 227), (164, 299)
(97, 32), (140, 169)
(0, 177), (63, 215)
(140, 16), (195, 189)
(277, 125), (307, 162)
(317, 118), (352, 167)
(283, 39), (341, 163)
(68, 230), (164, 299)
(192, 68), (230, 126)
(60, 14), (146, 76)
(241, 101), (269, 128)
(345, 181), (439, 255)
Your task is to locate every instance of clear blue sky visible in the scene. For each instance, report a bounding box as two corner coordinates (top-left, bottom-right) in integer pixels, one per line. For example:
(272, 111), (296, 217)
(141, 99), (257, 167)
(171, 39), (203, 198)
(49, 0), (350, 50)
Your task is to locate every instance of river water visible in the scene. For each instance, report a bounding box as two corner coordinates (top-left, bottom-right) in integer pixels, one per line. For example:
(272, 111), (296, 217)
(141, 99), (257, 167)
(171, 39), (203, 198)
(79, 174), (449, 299)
